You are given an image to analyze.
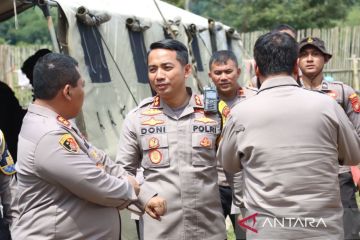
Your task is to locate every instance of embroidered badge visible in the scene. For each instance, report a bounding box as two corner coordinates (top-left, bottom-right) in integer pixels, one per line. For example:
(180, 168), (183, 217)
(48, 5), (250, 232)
(56, 115), (71, 129)
(153, 96), (160, 107)
(0, 150), (16, 175)
(59, 134), (79, 153)
(141, 109), (163, 116)
(141, 118), (165, 126)
(200, 137), (212, 148)
(307, 37), (313, 43)
(194, 95), (202, 106)
(195, 116), (216, 124)
(149, 137), (160, 149)
(349, 93), (360, 113)
(149, 149), (162, 164)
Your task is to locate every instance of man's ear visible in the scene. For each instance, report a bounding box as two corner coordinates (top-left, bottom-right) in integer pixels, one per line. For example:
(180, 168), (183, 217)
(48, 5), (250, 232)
(63, 84), (71, 100)
(293, 61), (299, 77)
(255, 64), (260, 78)
(184, 64), (192, 79)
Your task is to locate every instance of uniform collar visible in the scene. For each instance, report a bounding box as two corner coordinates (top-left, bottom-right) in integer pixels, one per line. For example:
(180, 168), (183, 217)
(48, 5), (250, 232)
(258, 76), (299, 93)
(27, 103), (59, 119)
(150, 87), (204, 110)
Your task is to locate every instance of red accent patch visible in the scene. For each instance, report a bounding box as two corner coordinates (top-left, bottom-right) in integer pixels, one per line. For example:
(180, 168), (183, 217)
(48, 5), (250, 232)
(349, 93), (360, 113)
(149, 149), (162, 164)
(194, 95), (202, 106)
(200, 137), (212, 148)
(153, 96), (160, 107)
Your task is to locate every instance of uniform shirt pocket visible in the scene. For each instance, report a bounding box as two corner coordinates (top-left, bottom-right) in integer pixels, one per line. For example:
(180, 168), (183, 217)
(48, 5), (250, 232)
(140, 134), (169, 169)
(191, 133), (217, 166)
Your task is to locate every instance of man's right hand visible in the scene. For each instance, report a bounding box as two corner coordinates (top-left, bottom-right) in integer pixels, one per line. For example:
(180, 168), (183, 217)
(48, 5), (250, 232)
(127, 175), (140, 196)
(145, 196), (167, 220)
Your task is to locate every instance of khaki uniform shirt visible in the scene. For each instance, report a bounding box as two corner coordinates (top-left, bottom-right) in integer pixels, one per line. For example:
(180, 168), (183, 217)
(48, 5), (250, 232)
(302, 80), (360, 173)
(218, 76), (360, 239)
(116, 89), (226, 240)
(12, 104), (137, 240)
(217, 86), (257, 187)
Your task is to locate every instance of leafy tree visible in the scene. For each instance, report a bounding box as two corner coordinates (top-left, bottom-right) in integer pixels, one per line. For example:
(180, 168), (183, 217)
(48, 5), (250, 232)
(0, 6), (54, 45)
(164, 0), (355, 32)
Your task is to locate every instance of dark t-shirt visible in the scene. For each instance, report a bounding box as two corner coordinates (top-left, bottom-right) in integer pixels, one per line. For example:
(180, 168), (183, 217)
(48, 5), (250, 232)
(0, 81), (26, 162)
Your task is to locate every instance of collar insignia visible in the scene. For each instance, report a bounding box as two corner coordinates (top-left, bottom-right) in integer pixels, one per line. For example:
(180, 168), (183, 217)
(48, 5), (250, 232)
(194, 95), (202, 106)
(153, 96), (160, 107)
(57, 115), (71, 129)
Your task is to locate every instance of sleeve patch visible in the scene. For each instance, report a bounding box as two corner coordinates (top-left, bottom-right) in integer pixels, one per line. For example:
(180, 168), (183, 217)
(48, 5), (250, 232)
(349, 93), (360, 113)
(59, 134), (79, 153)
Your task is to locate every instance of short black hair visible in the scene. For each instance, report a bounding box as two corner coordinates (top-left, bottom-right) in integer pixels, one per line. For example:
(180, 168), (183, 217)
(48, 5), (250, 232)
(254, 32), (298, 77)
(209, 50), (238, 70)
(33, 53), (80, 100)
(21, 49), (52, 85)
(149, 39), (189, 66)
(272, 24), (297, 39)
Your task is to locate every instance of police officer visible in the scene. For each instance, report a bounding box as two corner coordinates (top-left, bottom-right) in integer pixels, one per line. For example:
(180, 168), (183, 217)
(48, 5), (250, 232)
(208, 50), (257, 239)
(116, 39), (226, 240)
(12, 53), (163, 239)
(0, 130), (15, 240)
(218, 32), (360, 239)
(298, 36), (360, 239)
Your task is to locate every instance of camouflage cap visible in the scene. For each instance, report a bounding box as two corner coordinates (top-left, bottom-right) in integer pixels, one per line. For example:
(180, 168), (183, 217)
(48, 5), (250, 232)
(299, 36), (332, 59)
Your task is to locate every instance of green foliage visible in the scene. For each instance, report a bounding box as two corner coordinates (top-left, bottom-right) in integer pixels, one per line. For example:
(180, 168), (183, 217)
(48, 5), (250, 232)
(0, 6), (56, 45)
(340, 1), (360, 26)
(163, 0), (356, 32)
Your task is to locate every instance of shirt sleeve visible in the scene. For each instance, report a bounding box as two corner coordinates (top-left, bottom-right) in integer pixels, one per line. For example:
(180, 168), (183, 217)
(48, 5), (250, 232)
(34, 131), (136, 208)
(116, 114), (157, 209)
(217, 115), (243, 173)
(344, 86), (360, 137)
(336, 102), (360, 166)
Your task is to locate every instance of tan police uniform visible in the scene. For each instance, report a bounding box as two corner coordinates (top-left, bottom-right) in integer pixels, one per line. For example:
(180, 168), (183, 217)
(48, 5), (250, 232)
(218, 76), (360, 240)
(0, 130), (15, 240)
(217, 86), (257, 189)
(12, 103), (137, 240)
(116, 88), (226, 240)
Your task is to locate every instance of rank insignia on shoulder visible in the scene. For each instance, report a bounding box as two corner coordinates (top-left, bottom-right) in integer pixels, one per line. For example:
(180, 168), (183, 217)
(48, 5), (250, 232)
(149, 149), (162, 164)
(195, 116), (217, 124)
(194, 95), (203, 107)
(141, 109), (163, 116)
(57, 115), (71, 129)
(149, 137), (160, 149)
(59, 134), (79, 153)
(153, 96), (160, 107)
(142, 118), (165, 126)
(200, 136), (212, 148)
(349, 93), (360, 113)
(325, 90), (337, 99)
(0, 150), (16, 175)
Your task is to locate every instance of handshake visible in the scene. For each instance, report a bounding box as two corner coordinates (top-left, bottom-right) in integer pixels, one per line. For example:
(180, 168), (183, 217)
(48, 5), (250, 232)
(127, 175), (167, 220)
